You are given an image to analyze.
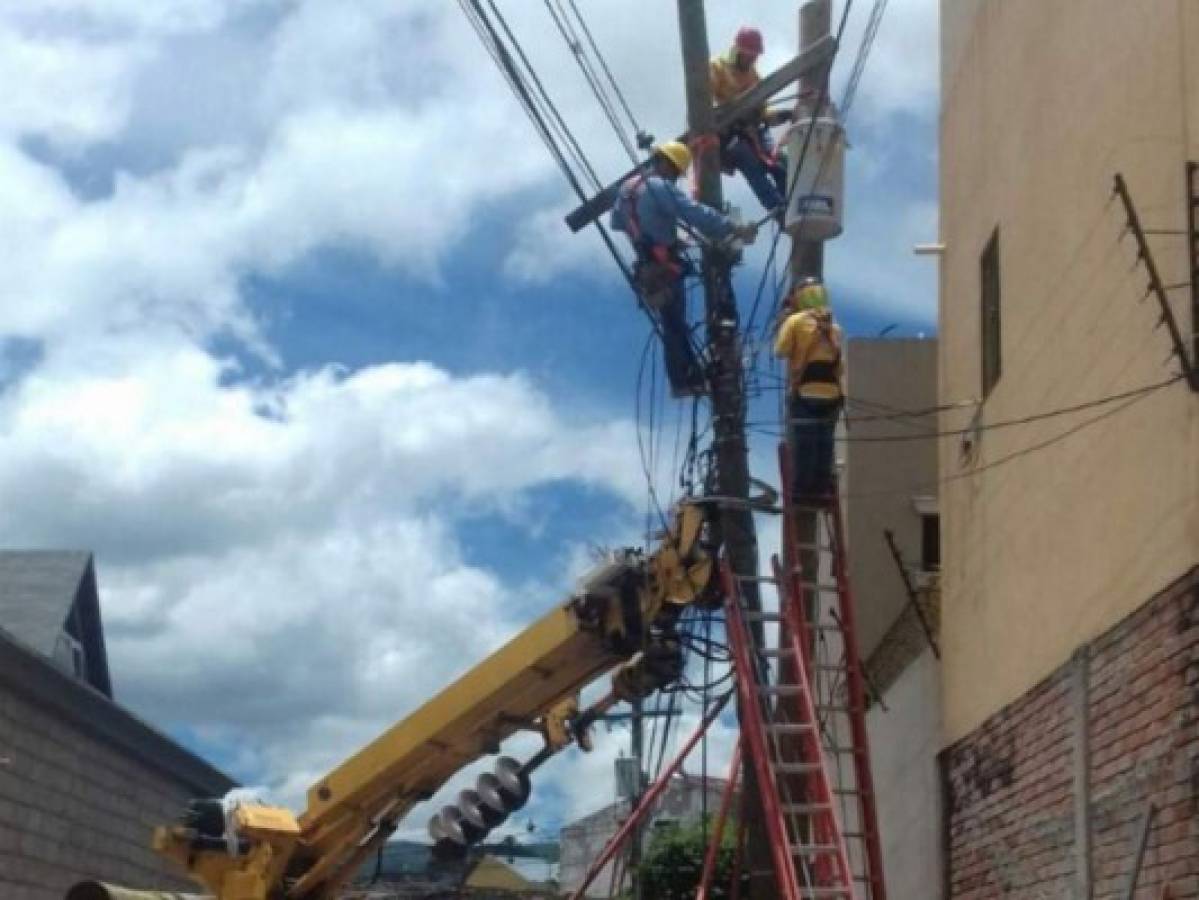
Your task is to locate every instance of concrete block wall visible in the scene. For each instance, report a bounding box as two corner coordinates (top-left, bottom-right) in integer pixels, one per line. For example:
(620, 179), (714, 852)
(0, 683), (203, 900)
(943, 569), (1199, 898)
(866, 649), (944, 900)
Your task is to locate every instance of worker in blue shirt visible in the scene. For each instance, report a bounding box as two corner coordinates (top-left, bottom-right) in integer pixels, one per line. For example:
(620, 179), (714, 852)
(611, 141), (757, 397)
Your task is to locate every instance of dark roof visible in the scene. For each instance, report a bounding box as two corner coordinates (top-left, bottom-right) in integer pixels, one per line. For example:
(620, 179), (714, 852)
(0, 624), (235, 796)
(0, 551), (91, 653)
(0, 550), (112, 696)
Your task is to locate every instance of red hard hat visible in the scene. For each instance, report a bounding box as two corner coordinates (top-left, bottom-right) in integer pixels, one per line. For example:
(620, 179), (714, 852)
(735, 27), (764, 56)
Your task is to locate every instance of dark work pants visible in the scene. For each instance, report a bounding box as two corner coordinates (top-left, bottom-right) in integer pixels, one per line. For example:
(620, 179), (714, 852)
(634, 245), (703, 396)
(725, 128), (787, 213)
(789, 395), (842, 499)
(658, 278), (703, 395)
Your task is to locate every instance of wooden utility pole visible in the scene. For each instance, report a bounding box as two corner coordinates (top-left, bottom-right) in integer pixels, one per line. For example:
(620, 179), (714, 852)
(629, 694), (643, 900)
(791, 0), (832, 281)
(787, 1), (833, 613)
(675, 2), (774, 896)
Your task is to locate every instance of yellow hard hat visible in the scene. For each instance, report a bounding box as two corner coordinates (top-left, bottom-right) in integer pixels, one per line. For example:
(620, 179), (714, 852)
(655, 141), (692, 174)
(792, 280), (829, 311)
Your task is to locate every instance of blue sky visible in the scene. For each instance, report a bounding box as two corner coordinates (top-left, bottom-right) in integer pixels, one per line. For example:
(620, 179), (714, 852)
(0, 0), (939, 843)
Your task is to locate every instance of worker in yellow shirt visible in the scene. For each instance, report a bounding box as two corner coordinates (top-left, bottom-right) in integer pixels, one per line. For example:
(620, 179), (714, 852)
(710, 27), (789, 215)
(774, 278), (844, 502)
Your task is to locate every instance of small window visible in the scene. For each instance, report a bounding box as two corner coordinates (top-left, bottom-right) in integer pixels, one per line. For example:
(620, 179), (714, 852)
(981, 229), (1002, 397)
(921, 514), (941, 572)
(52, 631), (86, 679)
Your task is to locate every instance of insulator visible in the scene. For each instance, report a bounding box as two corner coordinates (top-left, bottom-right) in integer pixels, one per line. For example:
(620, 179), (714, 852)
(470, 776), (510, 828)
(493, 756), (531, 811)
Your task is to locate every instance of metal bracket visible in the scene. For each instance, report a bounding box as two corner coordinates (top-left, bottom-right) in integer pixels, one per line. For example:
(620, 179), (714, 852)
(883, 529), (940, 660)
(1113, 173), (1199, 391)
(1187, 162), (1198, 372)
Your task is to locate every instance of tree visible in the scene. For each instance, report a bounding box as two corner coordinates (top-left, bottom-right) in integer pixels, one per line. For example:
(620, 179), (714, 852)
(637, 818), (746, 900)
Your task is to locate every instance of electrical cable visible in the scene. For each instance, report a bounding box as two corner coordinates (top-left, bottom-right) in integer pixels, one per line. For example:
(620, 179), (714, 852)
(543, 0), (639, 164)
(741, 0), (855, 341)
(459, 0), (685, 362)
(485, 0), (602, 191)
(746, 373), (1186, 443)
(830, 374), (1178, 502)
(564, 0), (648, 146)
(839, 0), (890, 115)
(745, 0), (896, 354)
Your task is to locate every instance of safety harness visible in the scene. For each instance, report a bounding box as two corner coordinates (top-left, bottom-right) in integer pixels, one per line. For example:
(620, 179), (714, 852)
(617, 173), (684, 277)
(796, 310), (842, 390)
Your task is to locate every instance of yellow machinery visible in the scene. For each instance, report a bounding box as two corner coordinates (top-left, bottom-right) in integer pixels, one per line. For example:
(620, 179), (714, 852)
(69, 503), (713, 900)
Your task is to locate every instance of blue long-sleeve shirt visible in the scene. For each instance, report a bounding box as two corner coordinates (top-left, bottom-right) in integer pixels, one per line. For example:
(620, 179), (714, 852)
(610, 174), (734, 248)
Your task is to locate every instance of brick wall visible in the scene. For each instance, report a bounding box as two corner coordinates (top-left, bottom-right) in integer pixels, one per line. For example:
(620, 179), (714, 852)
(0, 629), (232, 900)
(944, 567), (1199, 899)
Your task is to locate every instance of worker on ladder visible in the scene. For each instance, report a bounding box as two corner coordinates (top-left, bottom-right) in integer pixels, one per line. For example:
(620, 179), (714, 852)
(710, 27), (790, 218)
(775, 277), (843, 503)
(611, 141), (757, 397)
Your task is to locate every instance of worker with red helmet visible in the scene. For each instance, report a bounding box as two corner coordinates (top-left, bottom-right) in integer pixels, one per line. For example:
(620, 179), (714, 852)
(710, 27), (788, 216)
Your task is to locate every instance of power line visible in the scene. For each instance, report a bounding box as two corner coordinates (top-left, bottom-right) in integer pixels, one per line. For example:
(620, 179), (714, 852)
(836, 374), (1177, 500)
(747, 373), (1186, 443)
(742, 0), (857, 340)
(839, 0), (890, 114)
(563, 0), (648, 147)
(460, 0), (686, 356)
(543, 0), (639, 164)
(484, 0), (602, 191)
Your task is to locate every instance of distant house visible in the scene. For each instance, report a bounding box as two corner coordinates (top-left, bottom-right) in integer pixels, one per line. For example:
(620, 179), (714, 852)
(0, 551), (235, 900)
(348, 839), (560, 899)
(463, 854), (555, 897)
(558, 772), (729, 898)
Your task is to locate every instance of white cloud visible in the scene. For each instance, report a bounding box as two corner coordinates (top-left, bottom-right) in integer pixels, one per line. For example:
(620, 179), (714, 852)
(0, 333), (654, 812)
(0, 0), (942, 841)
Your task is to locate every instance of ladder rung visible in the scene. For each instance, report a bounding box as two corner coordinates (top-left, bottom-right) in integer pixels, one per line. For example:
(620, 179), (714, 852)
(772, 761), (822, 775)
(759, 648), (796, 658)
(781, 801), (832, 815)
(737, 574), (779, 584)
(832, 787), (873, 797)
(792, 542), (834, 553)
(766, 723), (815, 734)
(795, 580), (840, 593)
(791, 842), (841, 857)
(743, 611), (782, 622)
(757, 685), (804, 696)
(798, 889), (852, 899)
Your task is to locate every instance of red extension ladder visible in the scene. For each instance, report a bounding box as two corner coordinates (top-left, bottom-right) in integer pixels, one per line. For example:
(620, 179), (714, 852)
(718, 452), (887, 899)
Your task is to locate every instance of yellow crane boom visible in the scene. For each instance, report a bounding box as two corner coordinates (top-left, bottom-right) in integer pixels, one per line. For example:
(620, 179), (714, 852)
(69, 503), (713, 900)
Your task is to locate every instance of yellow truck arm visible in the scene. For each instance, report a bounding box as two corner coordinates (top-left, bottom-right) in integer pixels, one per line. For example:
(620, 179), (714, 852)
(82, 503), (713, 900)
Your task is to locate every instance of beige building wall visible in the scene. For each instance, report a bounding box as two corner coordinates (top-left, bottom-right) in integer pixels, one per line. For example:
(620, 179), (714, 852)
(938, 0), (1199, 743)
(845, 338), (939, 658)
